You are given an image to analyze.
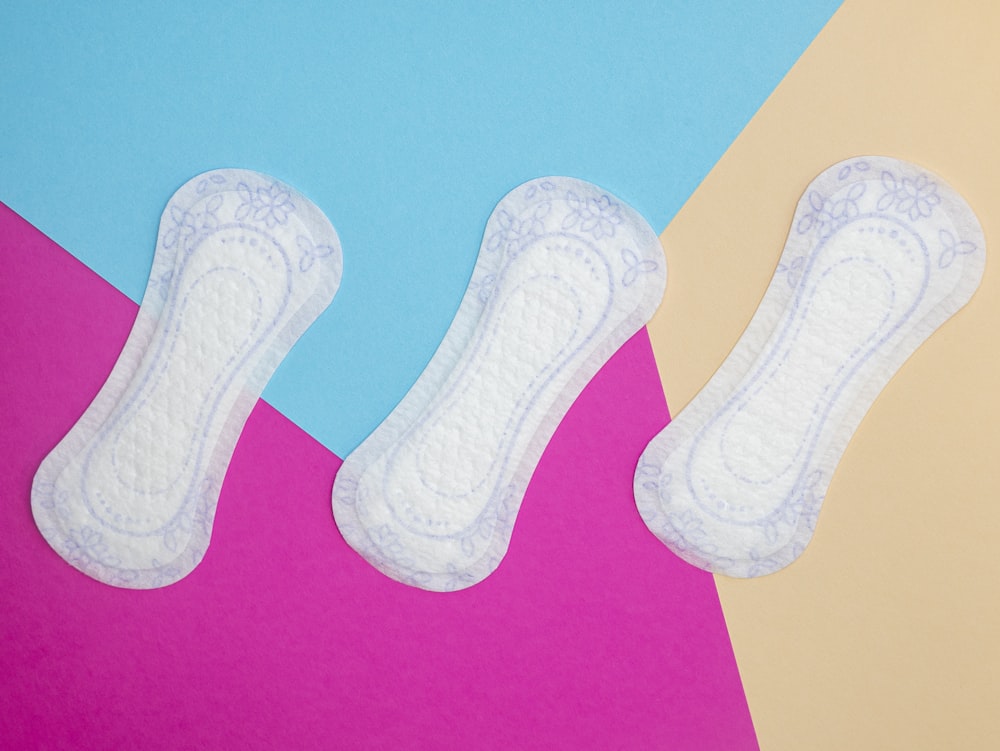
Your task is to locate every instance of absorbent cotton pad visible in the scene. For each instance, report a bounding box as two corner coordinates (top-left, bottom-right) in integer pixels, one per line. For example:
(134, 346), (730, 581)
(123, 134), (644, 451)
(635, 156), (985, 578)
(333, 177), (666, 591)
(32, 169), (342, 588)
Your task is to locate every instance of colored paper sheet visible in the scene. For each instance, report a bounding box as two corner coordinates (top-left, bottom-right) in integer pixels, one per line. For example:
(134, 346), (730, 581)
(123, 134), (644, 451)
(0, 1), (842, 457)
(645, 1), (1000, 747)
(0, 204), (757, 750)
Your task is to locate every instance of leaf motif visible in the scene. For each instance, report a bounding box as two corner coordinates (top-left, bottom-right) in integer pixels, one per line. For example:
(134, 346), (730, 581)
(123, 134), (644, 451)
(809, 191), (825, 212)
(845, 182), (865, 201)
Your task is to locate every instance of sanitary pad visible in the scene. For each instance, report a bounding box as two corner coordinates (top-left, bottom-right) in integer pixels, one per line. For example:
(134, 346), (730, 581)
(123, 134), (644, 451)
(333, 177), (666, 591)
(635, 156), (985, 577)
(32, 169), (342, 588)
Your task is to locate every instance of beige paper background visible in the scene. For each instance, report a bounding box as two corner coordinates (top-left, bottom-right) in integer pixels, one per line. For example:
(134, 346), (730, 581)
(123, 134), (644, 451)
(647, 1), (1000, 748)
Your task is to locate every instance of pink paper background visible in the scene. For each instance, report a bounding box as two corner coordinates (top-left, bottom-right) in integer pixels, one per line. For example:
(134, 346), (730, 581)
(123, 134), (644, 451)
(0, 203), (757, 749)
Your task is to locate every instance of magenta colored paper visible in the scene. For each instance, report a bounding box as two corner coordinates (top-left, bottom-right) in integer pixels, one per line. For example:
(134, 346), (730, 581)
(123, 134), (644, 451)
(0, 202), (757, 750)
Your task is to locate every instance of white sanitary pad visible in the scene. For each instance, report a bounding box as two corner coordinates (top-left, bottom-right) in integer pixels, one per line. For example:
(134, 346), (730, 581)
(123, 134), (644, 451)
(32, 169), (342, 588)
(635, 156), (985, 578)
(333, 177), (666, 591)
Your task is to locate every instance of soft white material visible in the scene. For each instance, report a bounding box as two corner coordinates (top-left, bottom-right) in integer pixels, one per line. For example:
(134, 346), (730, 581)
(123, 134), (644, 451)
(635, 156), (985, 578)
(32, 169), (342, 588)
(333, 177), (666, 591)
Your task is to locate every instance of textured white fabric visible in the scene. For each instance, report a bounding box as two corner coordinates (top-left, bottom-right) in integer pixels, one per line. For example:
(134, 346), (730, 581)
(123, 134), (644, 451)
(635, 156), (985, 578)
(333, 177), (666, 591)
(32, 169), (342, 588)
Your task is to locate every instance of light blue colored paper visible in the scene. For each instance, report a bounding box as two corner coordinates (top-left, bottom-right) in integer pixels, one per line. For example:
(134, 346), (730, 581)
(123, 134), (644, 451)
(0, 1), (842, 456)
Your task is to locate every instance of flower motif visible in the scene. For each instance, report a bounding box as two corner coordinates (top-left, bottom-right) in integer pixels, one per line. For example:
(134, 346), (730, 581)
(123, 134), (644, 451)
(877, 170), (940, 221)
(236, 181), (295, 228)
(796, 183), (864, 239)
(370, 524), (405, 558)
(829, 182), (865, 223)
(667, 508), (708, 552)
(65, 526), (118, 565)
(562, 191), (622, 240)
(938, 228), (977, 269)
(297, 234), (338, 272)
(162, 194), (223, 250)
(796, 192), (831, 237)
(486, 206), (546, 256)
(163, 205), (197, 248)
(621, 247), (658, 287)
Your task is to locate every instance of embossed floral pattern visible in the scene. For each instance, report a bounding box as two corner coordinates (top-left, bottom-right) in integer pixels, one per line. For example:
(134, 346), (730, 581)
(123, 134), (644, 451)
(163, 206), (196, 248)
(65, 527), (118, 566)
(332, 176), (664, 591)
(371, 525), (405, 558)
(621, 247), (658, 287)
(668, 509), (709, 551)
(33, 168), (342, 589)
(796, 182), (865, 238)
(163, 194), (223, 250)
(297, 234), (339, 272)
(938, 228), (977, 269)
(236, 181), (296, 227)
(636, 157), (985, 579)
(486, 207), (546, 255)
(562, 191), (622, 240)
(877, 171), (940, 220)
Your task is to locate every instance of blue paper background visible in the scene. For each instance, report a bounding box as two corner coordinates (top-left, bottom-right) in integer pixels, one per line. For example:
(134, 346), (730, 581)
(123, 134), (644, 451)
(0, 1), (841, 456)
